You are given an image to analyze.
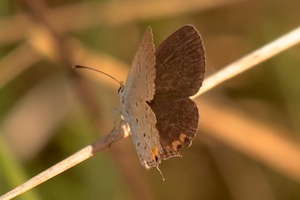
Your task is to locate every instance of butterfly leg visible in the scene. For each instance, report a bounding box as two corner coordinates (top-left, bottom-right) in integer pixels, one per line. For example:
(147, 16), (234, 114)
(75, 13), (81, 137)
(110, 107), (123, 130)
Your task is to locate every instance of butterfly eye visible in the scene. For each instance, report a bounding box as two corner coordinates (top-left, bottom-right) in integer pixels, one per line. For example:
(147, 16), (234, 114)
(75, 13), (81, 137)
(118, 86), (124, 93)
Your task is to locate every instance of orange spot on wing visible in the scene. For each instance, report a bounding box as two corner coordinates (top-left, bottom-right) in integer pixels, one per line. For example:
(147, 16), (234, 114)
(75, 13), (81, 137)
(171, 140), (182, 151)
(151, 146), (160, 163)
(179, 133), (187, 143)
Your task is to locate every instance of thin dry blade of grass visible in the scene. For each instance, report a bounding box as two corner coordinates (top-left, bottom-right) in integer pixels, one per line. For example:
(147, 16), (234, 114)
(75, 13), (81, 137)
(0, 124), (130, 200)
(192, 26), (300, 98)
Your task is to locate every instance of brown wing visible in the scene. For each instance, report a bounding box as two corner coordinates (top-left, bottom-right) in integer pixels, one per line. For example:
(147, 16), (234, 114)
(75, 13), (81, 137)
(148, 25), (205, 159)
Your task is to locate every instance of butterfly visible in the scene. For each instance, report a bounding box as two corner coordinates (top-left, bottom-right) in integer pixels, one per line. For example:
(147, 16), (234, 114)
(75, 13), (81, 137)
(118, 25), (205, 171)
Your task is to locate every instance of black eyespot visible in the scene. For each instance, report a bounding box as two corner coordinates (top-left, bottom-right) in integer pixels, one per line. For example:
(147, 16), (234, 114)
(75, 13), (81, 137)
(118, 86), (124, 93)
(184, 137), (191, 145)
(136, 118), (138, 122)
(143, 133), (146, 137)
(155, 156), (159, 162)
(137, 142), (140, 147)
(135, 102), (138, 107)
(177, 144), (182, 150)
(144, 146), (147, 150)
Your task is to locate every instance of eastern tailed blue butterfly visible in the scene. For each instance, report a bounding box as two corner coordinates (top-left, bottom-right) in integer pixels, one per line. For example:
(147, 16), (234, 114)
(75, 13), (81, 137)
(75, 25), (205, 176)
(119, 25), (205, 171)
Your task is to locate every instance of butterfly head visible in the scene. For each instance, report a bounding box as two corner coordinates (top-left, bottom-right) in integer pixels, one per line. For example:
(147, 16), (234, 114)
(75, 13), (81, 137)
(117, 82), (125, 94)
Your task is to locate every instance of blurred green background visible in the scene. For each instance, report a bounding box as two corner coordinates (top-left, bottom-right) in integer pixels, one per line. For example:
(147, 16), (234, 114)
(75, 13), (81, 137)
(1, 0), (300, 200)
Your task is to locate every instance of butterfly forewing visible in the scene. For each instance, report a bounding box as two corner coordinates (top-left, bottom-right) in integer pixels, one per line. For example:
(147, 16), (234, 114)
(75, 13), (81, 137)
(122, 27), (156, 102)
(154, 25), (205, 97)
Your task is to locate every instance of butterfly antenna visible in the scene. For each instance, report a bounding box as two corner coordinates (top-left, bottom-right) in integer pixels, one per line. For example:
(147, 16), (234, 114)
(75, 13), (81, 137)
(73, 65), (123, 87)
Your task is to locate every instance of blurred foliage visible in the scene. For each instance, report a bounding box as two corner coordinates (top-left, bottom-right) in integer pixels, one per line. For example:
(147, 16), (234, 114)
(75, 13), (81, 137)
(1, 0), (300, 200)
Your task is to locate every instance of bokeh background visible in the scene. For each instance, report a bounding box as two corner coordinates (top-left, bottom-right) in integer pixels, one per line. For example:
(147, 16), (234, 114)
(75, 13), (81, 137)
(1, 0), (300, 200)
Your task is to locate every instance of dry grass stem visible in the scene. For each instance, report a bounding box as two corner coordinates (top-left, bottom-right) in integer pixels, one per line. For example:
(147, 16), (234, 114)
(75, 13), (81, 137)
(0, 124), (130, 200)
(192, 26), (300, 98)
